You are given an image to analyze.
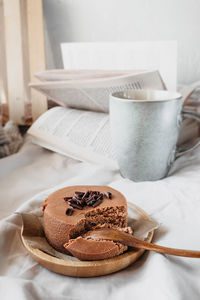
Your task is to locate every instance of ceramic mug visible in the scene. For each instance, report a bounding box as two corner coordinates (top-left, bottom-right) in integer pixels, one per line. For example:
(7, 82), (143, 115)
(109, 89), (200, 181)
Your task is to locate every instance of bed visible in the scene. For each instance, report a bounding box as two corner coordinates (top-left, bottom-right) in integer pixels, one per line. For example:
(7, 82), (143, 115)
(0, 137), (200, 300)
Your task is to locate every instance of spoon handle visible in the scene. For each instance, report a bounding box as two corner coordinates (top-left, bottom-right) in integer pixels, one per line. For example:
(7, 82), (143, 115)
(129, 236), (200, 258)
(84, 229), (200, 258)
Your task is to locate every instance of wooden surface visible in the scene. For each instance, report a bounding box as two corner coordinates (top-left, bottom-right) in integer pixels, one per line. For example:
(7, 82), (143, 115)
(3, 0), (30, 124)
(1, 100), (59, 126)
(21, 203), (154, 278)
(0, 0), (8, 109)
(27, 0), (47, 121)
(0, 0), (47, 124)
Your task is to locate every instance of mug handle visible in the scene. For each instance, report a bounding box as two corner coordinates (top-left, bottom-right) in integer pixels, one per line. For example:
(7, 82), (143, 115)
(175, 109), (200, 158)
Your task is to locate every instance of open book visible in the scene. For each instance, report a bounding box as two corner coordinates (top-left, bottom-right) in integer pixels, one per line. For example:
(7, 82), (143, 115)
(28, 69), (199, 168)
(30, 70), (165, 113)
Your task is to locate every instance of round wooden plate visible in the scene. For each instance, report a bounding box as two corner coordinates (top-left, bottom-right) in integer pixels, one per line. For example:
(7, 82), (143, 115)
(21, 203), (154, 277)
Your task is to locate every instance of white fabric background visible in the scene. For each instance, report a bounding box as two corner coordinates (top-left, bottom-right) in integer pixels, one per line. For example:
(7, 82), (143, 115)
(0, 138), (200, 300)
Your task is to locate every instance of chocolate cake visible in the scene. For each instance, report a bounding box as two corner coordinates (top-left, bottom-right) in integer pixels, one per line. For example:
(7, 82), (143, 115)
(43, 185), (128, 260)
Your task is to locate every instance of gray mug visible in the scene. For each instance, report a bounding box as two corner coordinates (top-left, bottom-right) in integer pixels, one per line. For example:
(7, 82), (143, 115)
(109, 89), (200, 181)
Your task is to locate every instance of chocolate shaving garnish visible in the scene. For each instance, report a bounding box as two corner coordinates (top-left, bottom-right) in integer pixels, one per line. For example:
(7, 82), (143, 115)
(93, 191), (100, 195)
(84, 197), (91, 203)
(92, 198), (102, 207)
(82, 191), (90, 199)
(69, 198), (81, 205)
(75, 191), (84, 196)
(71, 197), (83, 204)
(87, 200), (96, 206)
(85, 194), (94, 202)
(66, 208), (74, 216)
(64, 190), (112, 212)
(104, 192), (112, 199)
(97, 194), (103, 200)
(64, 196), (72, 201)
(86, 199), (96, 206)
(69, 203), (83, 210)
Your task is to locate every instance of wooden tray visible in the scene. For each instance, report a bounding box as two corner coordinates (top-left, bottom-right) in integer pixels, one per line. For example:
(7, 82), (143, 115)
(21, 203), (154, 277)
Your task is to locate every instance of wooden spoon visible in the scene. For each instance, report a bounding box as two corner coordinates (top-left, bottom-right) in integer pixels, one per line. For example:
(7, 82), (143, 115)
(83, 229), (200, 258)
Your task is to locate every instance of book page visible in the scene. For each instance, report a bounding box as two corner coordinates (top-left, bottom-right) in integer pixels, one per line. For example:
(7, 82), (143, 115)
(28, 107), (117, 169)
(30, 70), (166, 113)
(35, 69), (145, 82)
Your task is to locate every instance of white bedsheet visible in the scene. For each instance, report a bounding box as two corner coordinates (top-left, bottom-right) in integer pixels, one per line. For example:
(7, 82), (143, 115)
(0, 138), (200, 300)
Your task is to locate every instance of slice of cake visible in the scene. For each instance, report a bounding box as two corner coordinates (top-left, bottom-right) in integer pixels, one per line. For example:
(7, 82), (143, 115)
(64, 237), (127, 260)
(43, 185), (128, 259)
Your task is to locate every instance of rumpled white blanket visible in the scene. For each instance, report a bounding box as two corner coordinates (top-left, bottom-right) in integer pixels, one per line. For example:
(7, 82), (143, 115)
(0, 138), (200, 300)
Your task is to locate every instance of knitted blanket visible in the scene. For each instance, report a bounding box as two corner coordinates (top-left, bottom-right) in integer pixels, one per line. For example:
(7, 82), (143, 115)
(0, 121), (23, 158)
